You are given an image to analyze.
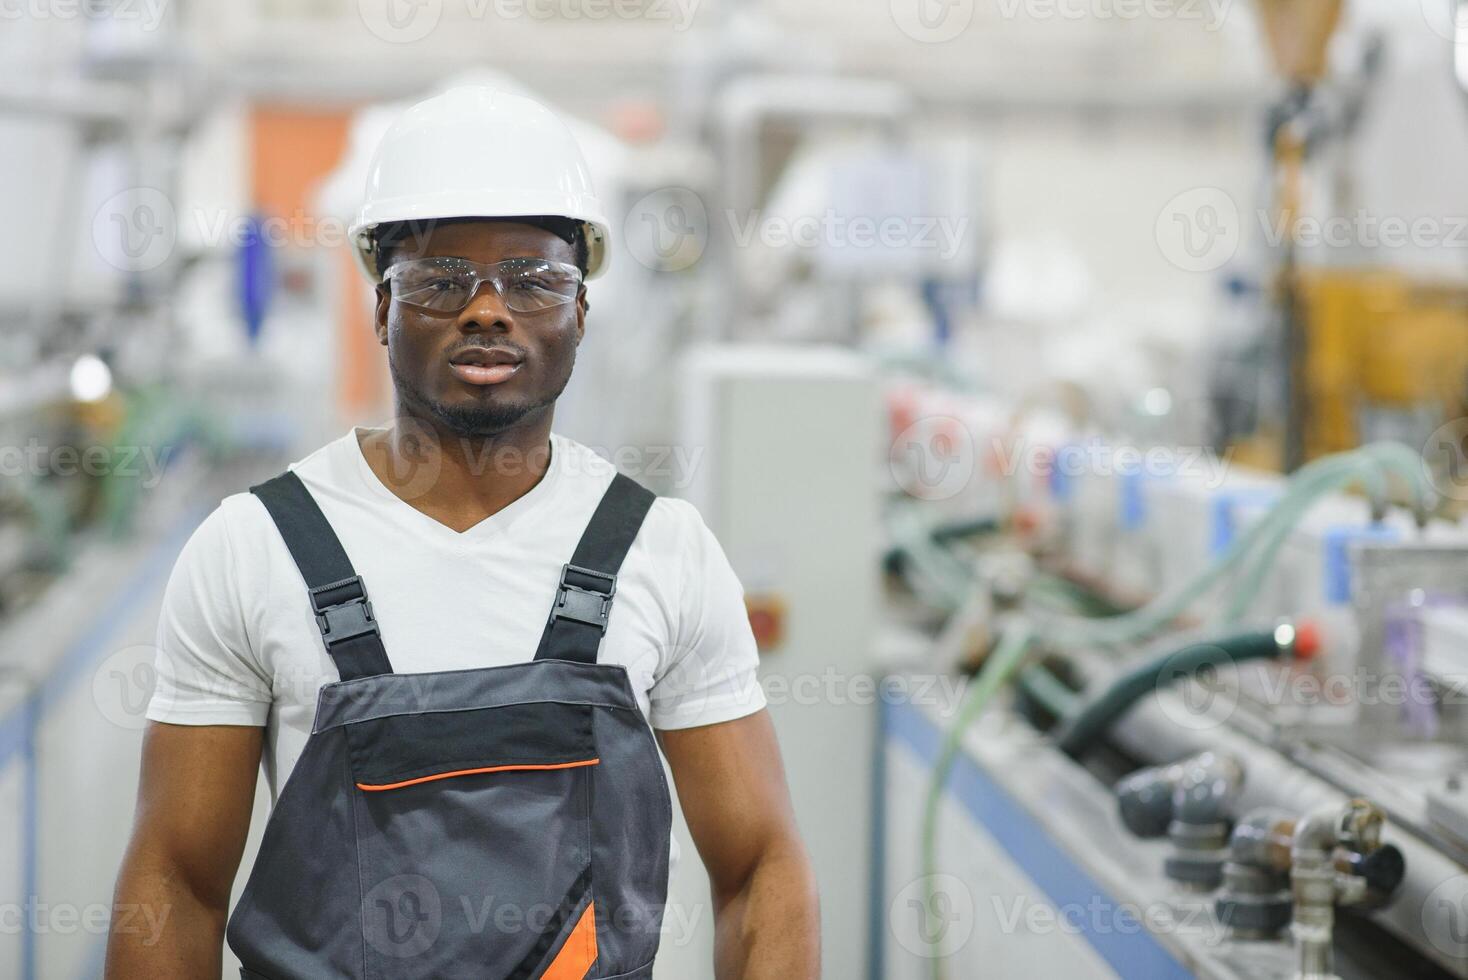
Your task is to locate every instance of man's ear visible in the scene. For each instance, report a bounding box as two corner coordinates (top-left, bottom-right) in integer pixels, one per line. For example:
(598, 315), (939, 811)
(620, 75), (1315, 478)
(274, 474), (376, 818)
(574, 286), (588, 343)
(373, 285), (391, 345)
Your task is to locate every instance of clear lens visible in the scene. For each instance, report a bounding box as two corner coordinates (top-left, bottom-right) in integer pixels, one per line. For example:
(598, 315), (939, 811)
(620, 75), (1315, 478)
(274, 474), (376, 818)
(499, 260), (582, 312)
(389, 258), (479, 313)
(386, 257), (582, 315)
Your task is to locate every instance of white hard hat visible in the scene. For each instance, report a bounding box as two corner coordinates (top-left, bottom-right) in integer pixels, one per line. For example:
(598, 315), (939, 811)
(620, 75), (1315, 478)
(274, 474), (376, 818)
(349, 86), (611, 282)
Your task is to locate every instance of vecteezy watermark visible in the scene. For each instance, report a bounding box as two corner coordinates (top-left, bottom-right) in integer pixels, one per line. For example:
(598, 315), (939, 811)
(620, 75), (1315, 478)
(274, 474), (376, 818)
(0, 0), (170, 30)
(0, 900), (170, 943)
(890, 874), (976, 958)
(97, 191), (968, 276)
(1419, 0), (1468, 44)
(358, 0), (699, 43)
(364, 875), (442, 959)
(93, 188), (177, 274)
(1150, 656), (1462, 737)
(890, 0), (975, 44)
(353, 418), (707, 501)
(726, 209), (970, 263)
(891, 0), (1230, 43)
(1155, 187), (1241, 273)
(1424, 418), (1468, 502)
(359, 877), (704, 958)
(1423, 874), (1468, 958)
(1156, 188), (1468, 273)
(1019, 439), (1230, 486)
(92, 196), (338, 273)
(623, 187), (709, 273)
(760, 669), (969, 711)
(1153, 650), (1244, 734)
(890, 417), (977, 502)
(491, 0), (700, 29)
(93, 645), (164, 731)
(89, 201), (438, 273)
(357, 0), (444, 43)
(619, 190), (971, 272)
(1260, 210), (1468, 251)
(0, 440), (173, 487)
(993, 0), (1231, 28)
(989, 894), (1219, 944)
(889, 423), (1234, 503)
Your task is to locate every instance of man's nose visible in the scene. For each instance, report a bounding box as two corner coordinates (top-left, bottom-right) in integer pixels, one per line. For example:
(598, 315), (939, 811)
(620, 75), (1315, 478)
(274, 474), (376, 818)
(456, 280), (514, 332)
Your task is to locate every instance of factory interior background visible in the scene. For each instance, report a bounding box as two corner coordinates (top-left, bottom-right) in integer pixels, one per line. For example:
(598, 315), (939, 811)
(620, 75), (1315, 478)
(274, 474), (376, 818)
(10, 0), (1468, 977)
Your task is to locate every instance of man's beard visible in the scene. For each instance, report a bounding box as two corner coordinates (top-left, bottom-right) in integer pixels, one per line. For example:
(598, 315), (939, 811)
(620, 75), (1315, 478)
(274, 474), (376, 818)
(389, 356), (572, 438)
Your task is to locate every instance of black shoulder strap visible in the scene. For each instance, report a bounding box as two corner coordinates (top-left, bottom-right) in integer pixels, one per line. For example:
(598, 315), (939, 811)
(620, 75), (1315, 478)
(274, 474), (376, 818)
(534, 472), (656, 665)
(250, 471), (394, 682)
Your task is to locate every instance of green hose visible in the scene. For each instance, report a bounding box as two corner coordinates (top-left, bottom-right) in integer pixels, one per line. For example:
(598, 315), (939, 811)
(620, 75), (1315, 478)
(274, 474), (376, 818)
(1053, 629), (1284, 757)
(887, 501), (977, 610)
(919, 623), (1033, 975)
(910, 442), (1434, 975)
(1035, 444), (1415, 646)
(1217, 452), (1395, 622)
(1016, 663), (1083, 720)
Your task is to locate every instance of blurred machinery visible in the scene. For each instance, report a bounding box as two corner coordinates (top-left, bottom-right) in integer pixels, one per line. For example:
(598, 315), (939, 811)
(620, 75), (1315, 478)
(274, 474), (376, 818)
(874, 346), (1468, 978)
(1294, 271), (1468, 462)
(1215, 0), (1468, 477)
(9, 2), (1468, 979)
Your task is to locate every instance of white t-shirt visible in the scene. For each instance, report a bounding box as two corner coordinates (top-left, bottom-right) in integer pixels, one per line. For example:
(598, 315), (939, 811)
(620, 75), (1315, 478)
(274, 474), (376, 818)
(146, 428), (766, 804)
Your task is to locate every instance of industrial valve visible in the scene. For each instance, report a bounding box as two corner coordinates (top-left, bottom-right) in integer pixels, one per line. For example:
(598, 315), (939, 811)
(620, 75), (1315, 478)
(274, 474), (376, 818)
(1215, 799), (1405, 980)
(1114, 752), (1244, 891)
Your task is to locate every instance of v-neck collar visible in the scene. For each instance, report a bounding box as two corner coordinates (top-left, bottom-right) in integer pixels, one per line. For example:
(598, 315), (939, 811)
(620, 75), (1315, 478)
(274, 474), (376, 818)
(347, 426), (563, 543)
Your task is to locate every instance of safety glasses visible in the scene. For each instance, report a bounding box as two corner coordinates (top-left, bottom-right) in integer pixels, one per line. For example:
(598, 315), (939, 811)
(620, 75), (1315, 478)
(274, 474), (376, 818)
(383, 256), (584, 315)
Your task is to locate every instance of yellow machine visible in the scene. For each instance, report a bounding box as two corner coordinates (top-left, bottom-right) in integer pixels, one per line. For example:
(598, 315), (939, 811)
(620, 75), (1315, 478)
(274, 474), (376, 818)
(1232, 2), (1468, 477)
(1296, 270), (1468, 457)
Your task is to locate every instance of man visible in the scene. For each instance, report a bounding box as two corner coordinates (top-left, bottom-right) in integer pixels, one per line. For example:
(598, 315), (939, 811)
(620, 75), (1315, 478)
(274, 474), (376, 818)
(107, 87), (819, 979)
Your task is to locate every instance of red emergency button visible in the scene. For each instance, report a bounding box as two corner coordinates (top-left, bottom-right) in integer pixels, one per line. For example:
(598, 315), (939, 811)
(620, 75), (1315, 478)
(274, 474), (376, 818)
(746, 594), (787, 653)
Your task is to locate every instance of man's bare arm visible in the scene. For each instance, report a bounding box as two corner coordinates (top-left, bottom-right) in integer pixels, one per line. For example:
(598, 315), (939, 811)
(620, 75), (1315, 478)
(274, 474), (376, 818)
(106, 722), (262, 980)
(660, 710), (820, 979)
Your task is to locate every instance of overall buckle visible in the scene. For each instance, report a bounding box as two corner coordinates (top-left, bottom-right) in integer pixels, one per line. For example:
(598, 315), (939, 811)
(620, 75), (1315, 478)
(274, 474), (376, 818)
(309, 576), (380, 646)
(550, 563), (617, 634)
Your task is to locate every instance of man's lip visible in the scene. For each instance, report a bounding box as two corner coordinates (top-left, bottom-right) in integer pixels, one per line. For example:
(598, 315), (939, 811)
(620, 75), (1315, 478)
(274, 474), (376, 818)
(450, 361), (521, 386)
(448, 347), (524, 367)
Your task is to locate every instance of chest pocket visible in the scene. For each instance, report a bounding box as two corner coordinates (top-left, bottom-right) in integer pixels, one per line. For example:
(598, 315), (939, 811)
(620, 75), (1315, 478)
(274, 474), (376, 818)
(346, 698), (600, 979)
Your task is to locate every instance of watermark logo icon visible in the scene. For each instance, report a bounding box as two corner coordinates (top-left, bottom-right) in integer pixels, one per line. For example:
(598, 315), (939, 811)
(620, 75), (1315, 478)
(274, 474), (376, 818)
(1423, 874), (1468, 958)
(93, 187), (175, 273)
(1420, 0), (1468, 43)
(624, 187), (708, 272)
(891, 0), (974, 43)
(1424, 418), (1468, 502)
(890, 416), (976, 501)
(359, 416), (445, 502)
(1153, 646), (1240, 733)
(91, 645), (161, 730)
(358, 0), (443, 43)
(890, 874), (975, 957)
(364, 874), (442, 958)
(1155, 187), (1239, 273)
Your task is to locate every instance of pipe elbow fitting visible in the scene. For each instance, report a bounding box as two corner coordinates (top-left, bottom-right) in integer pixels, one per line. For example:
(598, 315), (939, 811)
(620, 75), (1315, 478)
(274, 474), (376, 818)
(1172, 753), (1245, 827)
(1290, 799), (1383, 867)
(1226, 807), (1296, 873)
(1115, 751), (1244, 837)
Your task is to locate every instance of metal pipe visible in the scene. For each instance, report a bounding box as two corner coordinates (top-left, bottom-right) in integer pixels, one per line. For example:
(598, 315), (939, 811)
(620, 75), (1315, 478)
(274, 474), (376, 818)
(1104, 685), (1468, 978)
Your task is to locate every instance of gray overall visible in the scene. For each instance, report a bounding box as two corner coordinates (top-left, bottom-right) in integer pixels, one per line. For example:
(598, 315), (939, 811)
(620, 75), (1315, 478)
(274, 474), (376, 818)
(224, 469), (672, 979)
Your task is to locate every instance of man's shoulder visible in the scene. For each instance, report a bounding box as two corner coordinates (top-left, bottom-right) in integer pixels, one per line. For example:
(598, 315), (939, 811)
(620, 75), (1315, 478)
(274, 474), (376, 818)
(198, 433), (359, 547)
(550, 433), (707, 538)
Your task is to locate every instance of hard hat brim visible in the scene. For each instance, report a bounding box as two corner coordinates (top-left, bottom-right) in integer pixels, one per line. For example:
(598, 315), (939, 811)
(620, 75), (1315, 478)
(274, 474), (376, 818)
(350, 197), (609, 283)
